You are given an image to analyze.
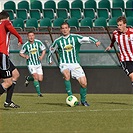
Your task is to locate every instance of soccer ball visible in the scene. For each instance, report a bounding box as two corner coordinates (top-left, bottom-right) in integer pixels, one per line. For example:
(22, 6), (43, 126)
(66, 95), (78, 107)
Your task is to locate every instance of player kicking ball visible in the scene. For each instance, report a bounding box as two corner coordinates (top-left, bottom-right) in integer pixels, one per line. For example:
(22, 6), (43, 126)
(47, 22), (101, 106)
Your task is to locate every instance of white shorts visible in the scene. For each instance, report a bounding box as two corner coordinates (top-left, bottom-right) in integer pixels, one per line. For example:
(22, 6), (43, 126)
(28, 64), (43, 75)
(59, 63), (85, 79)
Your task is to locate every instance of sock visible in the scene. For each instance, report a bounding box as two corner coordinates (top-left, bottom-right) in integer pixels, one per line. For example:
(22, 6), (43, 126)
(80, 87), (87, 102)
(33, 80), (41, 95)
(0, 84), (6, 95)
(27, 76), (34, 81)
(6, 81), (16, 103)
(64, 80), (72, 96)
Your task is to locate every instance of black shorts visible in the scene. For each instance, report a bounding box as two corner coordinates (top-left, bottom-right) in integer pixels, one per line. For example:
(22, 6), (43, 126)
(121, 61), (133, 76)
(0, 53), (16, 79)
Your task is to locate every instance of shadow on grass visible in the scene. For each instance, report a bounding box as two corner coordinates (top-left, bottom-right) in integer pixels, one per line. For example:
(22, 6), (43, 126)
(35, 102), (66, 107)
(14, 94), (37, 97)
(95, 101), (133, 106)
(0, 108), (11, 110)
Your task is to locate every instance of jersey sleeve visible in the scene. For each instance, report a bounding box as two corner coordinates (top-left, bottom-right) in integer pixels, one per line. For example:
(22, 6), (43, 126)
(110, 32), (116, 48)
(39, 41), (46, 51)
(5, 20), (23, 44)
(19, 44), (26, 54)
(78, 36), (99, 44)
(47, 40), (58, 64)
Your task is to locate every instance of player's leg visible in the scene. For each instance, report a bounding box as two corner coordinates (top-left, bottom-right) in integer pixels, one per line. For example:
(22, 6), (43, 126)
(24, 65), (35, 87)
(32, 73), (42, 96)
(5, 68), (19, 103)
(37, 74), (43, 97)
(77, 76), (89, 106)
(27, 65), (41, 96)
(71, 64), (89, 106)
(24, 75), (34, 87)
(6, 60), (19, 103)
(0, 53), (12, 95)
(0, 77), (12, 95)
(60, 64), (72, 96)
(121, 61), (133, 93)
(30, 65), (43, 96)
(4, 61), (20, 108)
(128, 73), (133, 93)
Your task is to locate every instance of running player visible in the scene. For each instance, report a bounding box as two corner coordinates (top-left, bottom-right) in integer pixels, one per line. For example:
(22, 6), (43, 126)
(0, 11), (23, 108)
(20, 31), (46, 97)
(47, 22), (101, 106)
(106, 16), (133, 90)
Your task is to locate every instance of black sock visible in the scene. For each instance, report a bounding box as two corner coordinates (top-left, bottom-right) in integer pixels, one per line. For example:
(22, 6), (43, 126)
(6, 81), (16, 103)
(0, 84), (5, 95)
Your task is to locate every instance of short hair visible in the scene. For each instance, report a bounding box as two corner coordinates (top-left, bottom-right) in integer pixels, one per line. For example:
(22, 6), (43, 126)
(117, 16), (127, 24)
(0, 10), (9, 20)
(27, 31), (35, 35)
(60, 22), (70, 28)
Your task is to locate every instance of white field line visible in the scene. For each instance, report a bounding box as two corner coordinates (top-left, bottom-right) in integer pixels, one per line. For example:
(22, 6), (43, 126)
(1, 108), (133, 114)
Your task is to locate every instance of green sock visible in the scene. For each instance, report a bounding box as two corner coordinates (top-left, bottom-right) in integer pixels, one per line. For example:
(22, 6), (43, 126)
(27, 76), (34, 81)
(80, 87), (87, 102)
(33, 80), (41, 95)
(64, 80), (72, 96)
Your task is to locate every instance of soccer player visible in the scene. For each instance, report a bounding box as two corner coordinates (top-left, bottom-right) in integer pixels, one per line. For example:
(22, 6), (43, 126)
(0, 11), (23, 108)
(20, 31), (46, 97)
(106, 16), (133, 90)
(47, 22), (101, 106)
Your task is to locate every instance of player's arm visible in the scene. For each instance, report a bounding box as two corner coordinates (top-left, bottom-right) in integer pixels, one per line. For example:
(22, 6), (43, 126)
(105, 33), (116, 51)
(5, 20), (23, 45)
(47, 41), (58, 64)
(39, 43), (46, 61)
(19, 45), (29, 59)
(78, 36), (101, 47)
(39, 50), (46, 61)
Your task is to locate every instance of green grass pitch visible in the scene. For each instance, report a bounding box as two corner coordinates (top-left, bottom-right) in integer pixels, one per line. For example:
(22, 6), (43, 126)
(0, 93), (133, 133)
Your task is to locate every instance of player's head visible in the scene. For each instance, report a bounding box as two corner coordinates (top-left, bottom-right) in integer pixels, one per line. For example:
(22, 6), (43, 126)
(60, 22), (71, 36)
(0, 10), (9, 20)
(27, 31), (35, 43)
(117, 16), (127, 33)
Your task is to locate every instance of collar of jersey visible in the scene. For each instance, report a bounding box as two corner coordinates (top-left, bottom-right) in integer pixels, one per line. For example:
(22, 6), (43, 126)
(62, 34), (70, 39)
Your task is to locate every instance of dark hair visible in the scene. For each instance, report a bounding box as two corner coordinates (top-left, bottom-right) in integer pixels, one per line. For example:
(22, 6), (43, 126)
(60, 22), (70, 28)
(27, 31), (35, 35)
(0, 10), (9, 20)
(117, 16), (127, 24)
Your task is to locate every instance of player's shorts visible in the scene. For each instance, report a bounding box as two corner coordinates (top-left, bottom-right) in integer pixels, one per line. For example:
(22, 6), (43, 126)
(28, 64), (43, 75)
(59, 63), (85, 79)
(0, 53), (16, 79)
(121, 61), (133, 76)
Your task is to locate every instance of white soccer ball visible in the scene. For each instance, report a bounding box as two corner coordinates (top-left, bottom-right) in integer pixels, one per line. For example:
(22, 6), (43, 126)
(66, 95), (78, 107)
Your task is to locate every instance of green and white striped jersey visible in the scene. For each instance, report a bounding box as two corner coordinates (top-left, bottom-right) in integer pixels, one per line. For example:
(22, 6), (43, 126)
(47, 34), (99, 64)
(20, 39), (46, 65)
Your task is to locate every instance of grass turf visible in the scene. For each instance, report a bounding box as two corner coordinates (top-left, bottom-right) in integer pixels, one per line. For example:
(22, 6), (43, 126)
(0, 93), (133, 133)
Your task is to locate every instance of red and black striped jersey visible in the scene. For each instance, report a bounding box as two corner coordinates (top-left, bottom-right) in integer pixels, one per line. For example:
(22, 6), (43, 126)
(110, 28), (133, 62)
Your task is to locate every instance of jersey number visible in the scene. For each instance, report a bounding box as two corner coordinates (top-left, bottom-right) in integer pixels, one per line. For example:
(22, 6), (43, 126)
(6, 70), (11, 77)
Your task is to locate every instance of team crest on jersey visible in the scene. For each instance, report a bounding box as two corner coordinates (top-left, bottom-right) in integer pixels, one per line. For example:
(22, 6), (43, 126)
(64, 44), (73, 52)
(30, 48), (37, 54)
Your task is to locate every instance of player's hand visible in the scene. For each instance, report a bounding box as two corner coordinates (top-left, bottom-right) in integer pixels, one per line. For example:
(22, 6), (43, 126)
(18, 42), (22, 47)
(105, 46), (112, 51)
(25, 55), (29, 59)
(49, 61), (54, 65)
(95, 41), (101, 47)
(39, 56), (43, 61)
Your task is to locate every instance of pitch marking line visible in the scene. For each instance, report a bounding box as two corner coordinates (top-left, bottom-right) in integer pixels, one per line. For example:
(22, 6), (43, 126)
(1, 108), (133, 114)
(18, 108), (133, 114)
